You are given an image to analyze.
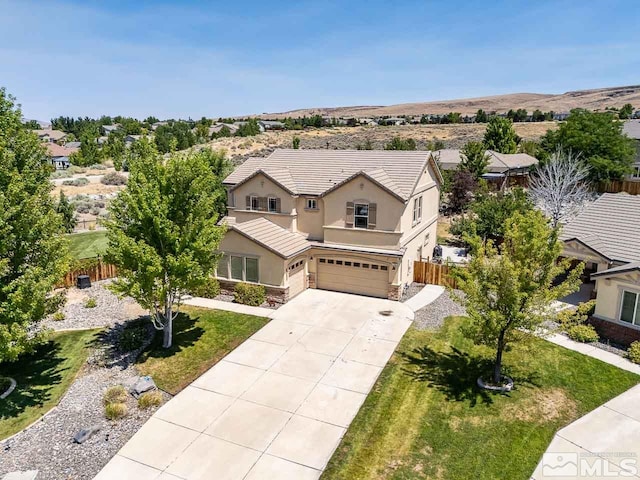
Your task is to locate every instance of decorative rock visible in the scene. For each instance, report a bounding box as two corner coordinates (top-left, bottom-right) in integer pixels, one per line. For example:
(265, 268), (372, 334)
(73, 425), (101, 444)
(2, 471), (39, 480)
(130, 376), (156, 398)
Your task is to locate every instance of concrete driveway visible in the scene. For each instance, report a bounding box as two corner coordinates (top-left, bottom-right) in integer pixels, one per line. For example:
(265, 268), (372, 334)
(95, 289), (414, 480)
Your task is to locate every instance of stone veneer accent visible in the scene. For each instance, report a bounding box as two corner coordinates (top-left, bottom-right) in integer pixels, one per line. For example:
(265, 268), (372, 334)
(589, 317), (640, 347)
(387, 284), (402, 301)
(218, 279), (290, 304)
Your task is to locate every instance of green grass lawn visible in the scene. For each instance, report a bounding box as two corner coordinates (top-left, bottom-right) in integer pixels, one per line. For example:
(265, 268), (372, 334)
(322, 317), (640, 480)
(67, 230), (108, 259)
(136, 307), (269, 394)
(0, 329), (101, 440)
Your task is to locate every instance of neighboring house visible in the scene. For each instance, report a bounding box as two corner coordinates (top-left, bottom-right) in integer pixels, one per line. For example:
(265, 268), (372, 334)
(124, 134), (143, 145)
(436, 149), (538, 187)
(622, 120), (640, 181)
(34, 129), (67, 143)
(102, 124), (119, 135)
(259, 120), (285, 130)
(560, 193), (640, 344)
(46, 142), (78, 169)
(151, 121), (169, 130)
(553, 112), (570, 121)
(65, 141), (81, 149)
(385, 117), (406, 125)
(358, 118), (378, 126)
(209, 123), (239, 136)
(219, 148), (443, 302)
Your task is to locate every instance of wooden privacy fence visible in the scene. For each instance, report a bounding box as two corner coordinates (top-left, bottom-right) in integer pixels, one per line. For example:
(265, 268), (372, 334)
(598, 181), (640, 195)
(58, 260), (118, 288)
(413, 261), (459, 288)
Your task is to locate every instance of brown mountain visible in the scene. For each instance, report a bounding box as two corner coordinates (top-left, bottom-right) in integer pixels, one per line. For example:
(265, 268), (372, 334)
(255, 85), (640, 119)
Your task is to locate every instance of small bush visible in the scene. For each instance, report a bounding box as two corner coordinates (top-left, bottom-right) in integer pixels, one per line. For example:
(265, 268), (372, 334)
(138, 390), (163, 409)
(557, 300), (596, 330)
(628, 342), (640, 364)
(566, 324), (599, 343)
(233, 282), (266, 306)
(103, 385), (128, 405)
(191, 279), (221, 299)
(89, 163), (107, 170)
(576, 300), (596, 317)
(118, 321), (148, 352)
(52, 311), (65, 321)
(105, 402), (128, 420)
(62, 177), (90, 187)
(101, 172), (127, 186)
(84, 297), (97, 308)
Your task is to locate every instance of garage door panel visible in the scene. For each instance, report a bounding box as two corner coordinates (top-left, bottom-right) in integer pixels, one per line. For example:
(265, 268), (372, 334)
(317, 258), (389, 298)
(289, 267), (306, 298)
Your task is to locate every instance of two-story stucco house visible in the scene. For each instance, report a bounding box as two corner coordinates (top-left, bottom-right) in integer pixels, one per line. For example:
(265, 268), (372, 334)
(216, 149), (442, 302)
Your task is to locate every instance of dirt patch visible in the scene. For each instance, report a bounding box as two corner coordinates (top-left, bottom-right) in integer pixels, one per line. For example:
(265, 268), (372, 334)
(65, 287), (90, 305)
(503, 388), (577, 423)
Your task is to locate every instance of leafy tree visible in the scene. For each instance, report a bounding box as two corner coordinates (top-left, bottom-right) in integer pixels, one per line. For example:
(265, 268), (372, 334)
(104, 130), (126, 170)
(292, 136), (300, 149)
(454, 210), (582, 385)
(517, 139), (548, 162)
(119, 118), (142, 135)
(507, 108), (528, 122)
(475, 109), (488, 123)
(448, 170), (477, 213)
(214, 125), (231, 139)
(540, 109), (636, 182)
(23, 119), (41, 129)
(74, 126), (102, 166)
(154, 121), (197, 153)
(56, 191), (77, 233)
(190, 148), (230, 217)
(619, 103), (634, 120)
(236, 118), (261, 137)
(0, 88), (69, 362)
(194, 123), (210, 143)
(483, 117), (518, 153)
(532, 109), (546, 122)
(426, 139), (445, 151)
(105, 139), (226, 348)
(144, 116), (160, 126)
(384, 137), (416, 150)
(460, 141), (489, 179)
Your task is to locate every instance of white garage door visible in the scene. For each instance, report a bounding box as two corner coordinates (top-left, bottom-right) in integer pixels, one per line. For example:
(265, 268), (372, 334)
(288, 259), (306, 299)
(317, 257), (389, 298)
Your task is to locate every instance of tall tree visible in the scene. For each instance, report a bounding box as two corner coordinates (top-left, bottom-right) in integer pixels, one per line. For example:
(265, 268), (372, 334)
(540, 109), (636, 182)
(619, 103), (634, 120)
(529, 149), (593, 227)
(104, 139), (226, 348)
(56, 191), (77, 233)
(104, 130), (126, 170)
(483, 117), (518, 153)
(475, 109), (488, 123)
(454, 210), (582, 385)
(459, 141), (490, 179)
(384, 137), (416, 150)
(0, 88), (69, 362)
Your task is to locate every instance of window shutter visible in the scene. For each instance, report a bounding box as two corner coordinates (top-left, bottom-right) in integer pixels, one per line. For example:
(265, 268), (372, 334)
(346, 201), (354, 227)
(258, 197), (267, 211)
(368, 203), (377, 229)
(245, 195), (251, 209)
(275, 197), (281, 213)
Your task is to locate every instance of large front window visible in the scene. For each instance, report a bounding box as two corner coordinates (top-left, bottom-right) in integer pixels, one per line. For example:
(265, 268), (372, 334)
(354, 203), (368, 229)
(229, 255), (259, 283)
(621, 290), (640, 325)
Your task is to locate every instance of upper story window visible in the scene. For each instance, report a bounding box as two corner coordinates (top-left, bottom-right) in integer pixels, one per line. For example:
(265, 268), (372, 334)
(354, 203), (369, 229)
(246, 195), (280, 213)
(306, 198), (317, 210)
(250, 196), (259, 211)
(268, 197), (278, 212)
(412, 196), (423, 224)
(346, 201), (377, 229)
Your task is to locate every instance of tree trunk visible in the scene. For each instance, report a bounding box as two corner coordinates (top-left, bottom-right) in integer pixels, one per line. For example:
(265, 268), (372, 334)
(493, 330), (505, 385)
(163, 316), (172, 348)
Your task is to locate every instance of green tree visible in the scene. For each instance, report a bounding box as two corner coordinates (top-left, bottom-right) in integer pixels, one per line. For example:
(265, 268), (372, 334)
(292, 136), (300, 149)
(532, 109), (546, 122)
(448, 170), (477, 213)
(483, 117), (518, 153)
(454, 210), (582, 385)
(540, 109), (636, 182)
(56, 191), (77, 233)
(460, 141), (489, 179)
(384, 137), (417, 150)
(0, 88), (69, 362)
(194, 123), (210, 143)
(619, 103), (634, 120)
(104, 139), (226, 348)
(236, 118), (261, 137)
(23, 119), (41, 129)
(104, 130), (126, 170)
(475, 109), (488, 123)
(75, 127), (102, 166)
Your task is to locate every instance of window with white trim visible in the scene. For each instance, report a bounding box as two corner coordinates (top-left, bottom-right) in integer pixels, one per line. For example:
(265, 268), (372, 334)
(412, 196), (423, 225)
(229, 255), (259, 283)
(268, 197), (277, 212)
(631, 166), (640, 179)
(306, 198), (317, 210)
(250, 196), (259, 211)
(621, 290), (640, 325)
(217, 254), (230, 278)
(354, 203), (369, 229)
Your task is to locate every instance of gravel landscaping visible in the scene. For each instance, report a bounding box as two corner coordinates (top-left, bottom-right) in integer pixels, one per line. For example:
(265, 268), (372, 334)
(1, 311), (169, 480)
(403, 283), (467, 331)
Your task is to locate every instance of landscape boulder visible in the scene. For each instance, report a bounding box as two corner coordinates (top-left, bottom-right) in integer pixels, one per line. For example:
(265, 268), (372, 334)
(130, 376), (156, 398)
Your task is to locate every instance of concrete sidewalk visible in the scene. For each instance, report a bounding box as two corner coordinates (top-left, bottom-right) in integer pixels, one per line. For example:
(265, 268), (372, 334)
(184, 296), (276, 319)
(403, 284), (444, 312)
(96, 289), (414, 480)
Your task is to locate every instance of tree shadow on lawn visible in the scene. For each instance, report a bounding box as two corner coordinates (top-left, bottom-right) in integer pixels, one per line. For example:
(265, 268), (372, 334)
(401, 346), (541, 406)
(136, 312), (205, 362)
(0, 341), (65, 421)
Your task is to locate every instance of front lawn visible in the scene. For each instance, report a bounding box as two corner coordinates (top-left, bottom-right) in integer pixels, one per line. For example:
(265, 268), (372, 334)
(322, 317), (639, 480)
(0, 329), (100, 440)
(136, 307), (269, 394)
(67, 230), (108, 259)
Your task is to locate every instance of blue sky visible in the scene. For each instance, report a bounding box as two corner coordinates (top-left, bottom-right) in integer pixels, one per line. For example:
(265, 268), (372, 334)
(1, 0), (639, 120)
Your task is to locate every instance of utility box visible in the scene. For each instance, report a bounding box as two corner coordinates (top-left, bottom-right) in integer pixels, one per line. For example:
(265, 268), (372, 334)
(77, 275), (91, 289)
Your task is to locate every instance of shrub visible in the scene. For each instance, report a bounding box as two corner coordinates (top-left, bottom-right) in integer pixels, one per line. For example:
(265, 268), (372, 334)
(62, 177), (90, 187)
(89, 163), (107, 170)
(104, 402), (128, 420)
(628, 342), (640, 364)
(233, 282), (266, 306)
(576, 300), (596, 317)
(190, 279), (221, 299)
(138, 390), (163, 409)
(118, 321), (148, 352)
(566, 324), (599, 343)
(103, 385), (128, 405)
(84, 297), (97, 308)
(101, 172), (127, 186)
(556, 300), (596, 330)
(52, 311), (65, 321)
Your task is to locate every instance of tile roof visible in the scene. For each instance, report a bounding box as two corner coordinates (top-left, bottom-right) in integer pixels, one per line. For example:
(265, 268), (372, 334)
(560, 193), (640, 263)
(623, 120), (640, 140)
(435, 149), (538, 173)
(34, 129), (67, 141)
(45, 143), (78, 158)
(591, 261), (640, 279)
(224, 149), (436, 201)
(228, 217), (311, 258)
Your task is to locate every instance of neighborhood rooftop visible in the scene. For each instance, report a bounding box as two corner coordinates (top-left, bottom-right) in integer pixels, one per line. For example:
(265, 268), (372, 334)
(435, 149), (538, 173)
(223, 148), (435, 200)
(623, 119), (640, 140)
(560, 193), (640, 263)
(227, 217), (311, 258)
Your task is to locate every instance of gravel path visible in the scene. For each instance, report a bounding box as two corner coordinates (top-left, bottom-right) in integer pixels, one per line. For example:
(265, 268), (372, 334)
(403, 284), (466, 331)
(1, 314), (169, 480)
(44, 280), (146, 331)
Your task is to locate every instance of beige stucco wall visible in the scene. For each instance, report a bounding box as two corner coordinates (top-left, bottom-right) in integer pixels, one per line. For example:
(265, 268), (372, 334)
(295, 196), (324, 240)
(399, 218), (438, 285)
(230, 209), (296, 231)
(323, 227), (402, 249)
(399, 183), (440, 243)
(230, 174), (296, 214)
(594, 272), (640, 321)
(218, 230), (286, 286)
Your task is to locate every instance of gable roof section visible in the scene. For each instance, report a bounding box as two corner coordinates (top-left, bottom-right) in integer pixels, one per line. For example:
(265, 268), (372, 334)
(560, 193), (640, 264)
(228, 217), (311, 258)
(224, 149), (435, 201)
(623, 120), (640, 140)
(435, 149), (537, 173)
(321, 169), (405, 201)
(591, 261), (640, 279)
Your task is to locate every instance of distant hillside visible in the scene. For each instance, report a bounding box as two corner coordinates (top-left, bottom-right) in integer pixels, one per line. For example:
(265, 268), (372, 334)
(255, 85), (640, 119)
